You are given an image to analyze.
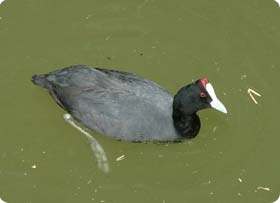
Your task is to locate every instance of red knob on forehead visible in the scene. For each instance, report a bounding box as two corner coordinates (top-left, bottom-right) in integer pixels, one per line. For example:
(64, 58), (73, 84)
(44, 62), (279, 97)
(199, 77), (209, 89)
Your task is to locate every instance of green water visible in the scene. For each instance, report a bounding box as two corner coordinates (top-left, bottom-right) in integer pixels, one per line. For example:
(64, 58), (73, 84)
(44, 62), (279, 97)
(0, 0), (280, 202)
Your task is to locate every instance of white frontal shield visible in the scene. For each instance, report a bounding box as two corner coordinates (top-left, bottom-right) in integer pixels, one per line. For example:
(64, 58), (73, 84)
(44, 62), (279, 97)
(206, 83), (227, 114)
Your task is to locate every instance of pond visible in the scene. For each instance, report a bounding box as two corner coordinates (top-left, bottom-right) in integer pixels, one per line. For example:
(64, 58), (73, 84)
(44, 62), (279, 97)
(0, 0), (279, 202)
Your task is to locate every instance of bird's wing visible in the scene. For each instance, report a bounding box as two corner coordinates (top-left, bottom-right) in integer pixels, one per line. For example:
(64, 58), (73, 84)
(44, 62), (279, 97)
(44, 66), (175, 141)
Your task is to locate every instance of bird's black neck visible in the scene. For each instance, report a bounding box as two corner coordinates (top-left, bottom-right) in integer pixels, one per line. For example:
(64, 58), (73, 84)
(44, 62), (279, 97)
(172, 110), (201, 139)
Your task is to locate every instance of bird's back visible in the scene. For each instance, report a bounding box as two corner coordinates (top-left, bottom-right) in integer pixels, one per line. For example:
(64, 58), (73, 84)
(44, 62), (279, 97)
(32, 65), (180, 141)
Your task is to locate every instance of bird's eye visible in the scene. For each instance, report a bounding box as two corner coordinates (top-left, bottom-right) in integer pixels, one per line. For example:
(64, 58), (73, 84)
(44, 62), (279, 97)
(200, 92), (206, 98)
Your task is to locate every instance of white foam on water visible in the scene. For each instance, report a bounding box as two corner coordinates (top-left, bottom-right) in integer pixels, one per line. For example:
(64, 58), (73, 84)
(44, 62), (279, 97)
(0, 0), (5, 5)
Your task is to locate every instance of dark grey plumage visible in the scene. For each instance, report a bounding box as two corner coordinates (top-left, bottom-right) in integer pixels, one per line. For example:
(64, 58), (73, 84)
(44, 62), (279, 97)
(32, 65), (227, 142)
(32, 65), (179, 141)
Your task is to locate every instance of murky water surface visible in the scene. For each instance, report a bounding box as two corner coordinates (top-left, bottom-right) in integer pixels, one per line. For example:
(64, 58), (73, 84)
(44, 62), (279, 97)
(0, 0), (280, 202)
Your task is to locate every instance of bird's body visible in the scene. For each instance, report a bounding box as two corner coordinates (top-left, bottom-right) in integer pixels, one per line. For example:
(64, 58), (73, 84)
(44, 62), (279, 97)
(32, 65), (227, 142)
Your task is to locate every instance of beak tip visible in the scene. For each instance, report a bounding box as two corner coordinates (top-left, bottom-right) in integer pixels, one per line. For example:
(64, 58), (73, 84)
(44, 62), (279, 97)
(220, 106), (228, 114)
(210, 101), (228, 114)
(215, 107), (227, 114)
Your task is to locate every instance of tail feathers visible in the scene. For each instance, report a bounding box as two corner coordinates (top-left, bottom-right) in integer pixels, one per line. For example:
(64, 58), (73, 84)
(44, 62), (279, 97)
(31, 74), (51, 90)
(32, 74), (66, 109)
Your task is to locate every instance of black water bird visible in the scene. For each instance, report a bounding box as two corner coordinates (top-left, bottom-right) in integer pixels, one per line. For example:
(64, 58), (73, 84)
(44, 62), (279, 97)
(32, 65), (227, 142)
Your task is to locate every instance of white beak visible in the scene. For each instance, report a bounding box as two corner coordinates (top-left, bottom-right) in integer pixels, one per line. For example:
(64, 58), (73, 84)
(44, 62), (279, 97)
(206, 83), (227, 114)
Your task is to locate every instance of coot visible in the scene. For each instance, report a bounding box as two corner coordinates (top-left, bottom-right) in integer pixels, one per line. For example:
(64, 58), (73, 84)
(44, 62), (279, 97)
(32, 65), (227, 142)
